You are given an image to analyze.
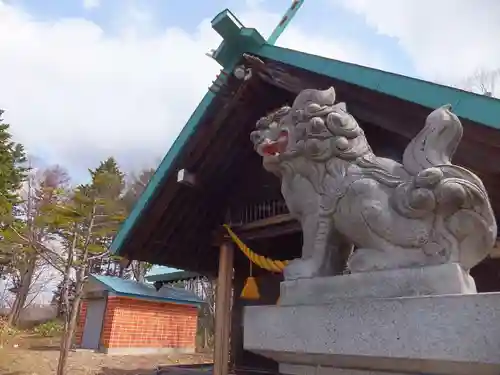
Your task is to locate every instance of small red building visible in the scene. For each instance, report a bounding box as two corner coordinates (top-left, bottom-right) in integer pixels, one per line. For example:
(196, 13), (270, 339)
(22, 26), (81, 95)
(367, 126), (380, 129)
(76, 274), (203, 355)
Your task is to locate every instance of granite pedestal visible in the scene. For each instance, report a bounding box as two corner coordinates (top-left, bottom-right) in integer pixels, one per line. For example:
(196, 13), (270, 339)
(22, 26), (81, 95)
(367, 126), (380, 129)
(243, 264), (500, 375)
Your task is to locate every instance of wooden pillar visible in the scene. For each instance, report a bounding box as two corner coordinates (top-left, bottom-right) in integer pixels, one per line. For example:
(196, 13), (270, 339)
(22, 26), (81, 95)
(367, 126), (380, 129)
(214, 242), (234, 375)
(229, 276), (244, 372)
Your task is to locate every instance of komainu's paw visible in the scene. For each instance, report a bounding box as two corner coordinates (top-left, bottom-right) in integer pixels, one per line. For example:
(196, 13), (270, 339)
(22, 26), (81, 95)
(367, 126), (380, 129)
(284, 258), (322, 280)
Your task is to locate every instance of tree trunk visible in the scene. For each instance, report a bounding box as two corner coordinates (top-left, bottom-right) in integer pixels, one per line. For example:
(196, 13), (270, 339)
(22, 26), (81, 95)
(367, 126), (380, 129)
(57, 257), (84, 375)
(10, 170), (38, 327)
(57, 202), (94, 375)
(56, 229), (77, 375)
(8, 255), (36, 326)
(58, 265), (70, 317)
(137, 262), (145, 283)
(132, 261), (146, 283)
(56, 285), (82, 375)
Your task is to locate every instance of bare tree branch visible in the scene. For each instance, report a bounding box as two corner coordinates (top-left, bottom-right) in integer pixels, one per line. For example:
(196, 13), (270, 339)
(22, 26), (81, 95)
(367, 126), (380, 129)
(456, 67), (500, 97)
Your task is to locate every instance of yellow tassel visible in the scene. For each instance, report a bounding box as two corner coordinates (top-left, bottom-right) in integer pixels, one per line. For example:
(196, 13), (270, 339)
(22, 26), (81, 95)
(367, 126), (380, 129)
(241, 276), (260, 300)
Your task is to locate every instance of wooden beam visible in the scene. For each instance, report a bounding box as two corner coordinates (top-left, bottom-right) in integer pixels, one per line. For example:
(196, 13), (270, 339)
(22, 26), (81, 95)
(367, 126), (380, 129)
(212, 217), (301, 246)
(213, 241), (234, 375)
(234, 213), (295, 231)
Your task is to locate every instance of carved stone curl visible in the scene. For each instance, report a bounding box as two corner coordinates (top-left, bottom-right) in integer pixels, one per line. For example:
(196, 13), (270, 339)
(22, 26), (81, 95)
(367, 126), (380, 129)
(250, 87), (497, 280)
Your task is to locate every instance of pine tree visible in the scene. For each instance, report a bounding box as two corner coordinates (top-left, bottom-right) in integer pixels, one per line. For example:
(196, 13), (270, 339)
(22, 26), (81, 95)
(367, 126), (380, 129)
(0, 109), (28, 218)
(0, 110), (28, 270)
(52, 158), (128, 375)
(90, 157), (125, 200)
(86, 157), (126, 277)
(0, 156), (128, 372)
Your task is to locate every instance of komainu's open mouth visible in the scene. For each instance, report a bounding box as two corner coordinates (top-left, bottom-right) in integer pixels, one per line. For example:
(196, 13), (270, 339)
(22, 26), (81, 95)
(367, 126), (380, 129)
(260, 132), (288, 157)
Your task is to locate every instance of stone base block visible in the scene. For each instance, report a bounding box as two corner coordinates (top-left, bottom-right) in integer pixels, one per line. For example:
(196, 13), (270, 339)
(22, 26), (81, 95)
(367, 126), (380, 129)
(244, 293), (500, 375)
(279, 263), (475, 305)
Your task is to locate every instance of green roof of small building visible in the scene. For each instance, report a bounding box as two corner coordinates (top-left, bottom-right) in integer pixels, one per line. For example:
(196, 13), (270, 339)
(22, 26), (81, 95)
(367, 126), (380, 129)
(89, 274), (203, 306)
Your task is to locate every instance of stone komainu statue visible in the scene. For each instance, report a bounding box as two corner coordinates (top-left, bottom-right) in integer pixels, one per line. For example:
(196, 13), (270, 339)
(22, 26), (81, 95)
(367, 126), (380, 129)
(250, 87), (497, 280)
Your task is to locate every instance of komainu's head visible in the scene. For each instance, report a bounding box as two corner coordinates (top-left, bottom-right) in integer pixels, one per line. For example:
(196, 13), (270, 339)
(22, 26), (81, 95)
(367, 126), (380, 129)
(250, 87), (372, 171)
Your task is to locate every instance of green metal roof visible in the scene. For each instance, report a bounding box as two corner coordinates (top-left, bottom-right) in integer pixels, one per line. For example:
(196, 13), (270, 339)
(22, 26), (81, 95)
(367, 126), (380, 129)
(90, 274), (204, 306)
(257, 45), (500, 129)
(110, 8), (500, 258)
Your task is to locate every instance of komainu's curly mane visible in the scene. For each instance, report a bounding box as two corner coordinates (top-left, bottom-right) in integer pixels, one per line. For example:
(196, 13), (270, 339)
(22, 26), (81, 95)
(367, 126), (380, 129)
(258, 88), (407, 188)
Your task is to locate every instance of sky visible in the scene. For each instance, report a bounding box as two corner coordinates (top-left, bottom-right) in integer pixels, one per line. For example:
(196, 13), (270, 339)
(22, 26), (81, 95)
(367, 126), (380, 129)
(0, 0), (499, 182)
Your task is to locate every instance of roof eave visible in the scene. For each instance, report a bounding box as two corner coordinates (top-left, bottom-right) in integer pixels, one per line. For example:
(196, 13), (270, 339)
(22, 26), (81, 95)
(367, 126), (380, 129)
(110, 291), (204, 307)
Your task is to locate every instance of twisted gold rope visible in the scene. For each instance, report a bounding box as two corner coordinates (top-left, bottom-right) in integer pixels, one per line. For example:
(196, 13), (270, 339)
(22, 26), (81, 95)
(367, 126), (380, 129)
(223, 224), (289, 273)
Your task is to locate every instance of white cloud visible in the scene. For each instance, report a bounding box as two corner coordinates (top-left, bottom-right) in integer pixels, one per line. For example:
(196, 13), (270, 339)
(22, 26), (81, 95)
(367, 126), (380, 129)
(0, 2), (222, 178)
(334, 0), (500, 90)
(0, 1), (385, 181)
(83, 0), (100, 10)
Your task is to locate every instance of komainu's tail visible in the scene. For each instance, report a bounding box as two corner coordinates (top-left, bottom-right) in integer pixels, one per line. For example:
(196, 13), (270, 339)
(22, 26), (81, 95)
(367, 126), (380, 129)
(402, 105), (463, 176)
(402, 105), (496, 269)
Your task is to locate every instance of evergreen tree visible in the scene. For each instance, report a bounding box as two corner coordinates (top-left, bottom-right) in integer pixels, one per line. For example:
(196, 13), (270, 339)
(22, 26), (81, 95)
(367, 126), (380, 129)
(0, 109), (28, 218)
(0, 110), (28, 270)
(44, 158), (128, 375)
(90, 157), (125, 200)
(86, 157), (126, 277)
